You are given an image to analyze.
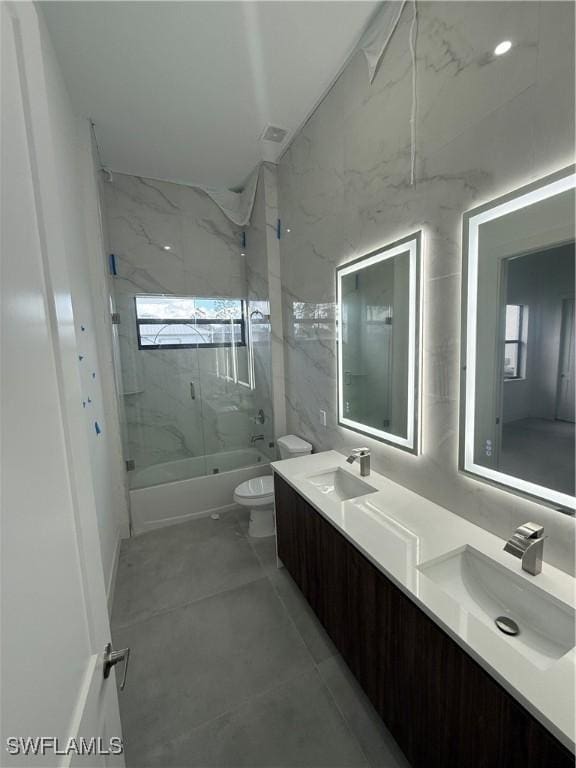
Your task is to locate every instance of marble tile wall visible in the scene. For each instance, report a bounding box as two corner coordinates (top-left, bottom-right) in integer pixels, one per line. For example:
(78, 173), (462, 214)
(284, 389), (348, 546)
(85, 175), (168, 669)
(246, 164), (288, 443)
(277, 1), (575, 573)
(104, 173), (276, 475)
(262, 164), (288, 441)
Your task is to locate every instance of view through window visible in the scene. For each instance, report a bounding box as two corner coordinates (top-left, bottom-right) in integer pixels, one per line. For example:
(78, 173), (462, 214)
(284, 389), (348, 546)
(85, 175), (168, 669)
(135, 296), (246, 349)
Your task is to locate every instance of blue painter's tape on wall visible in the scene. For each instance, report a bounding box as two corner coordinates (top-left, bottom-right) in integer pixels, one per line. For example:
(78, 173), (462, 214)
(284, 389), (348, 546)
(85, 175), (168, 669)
(276, 218), (281, 239)
(109, 254), (117, 276)
(241, 231), (246, 249)
(94, 421), (101, 435)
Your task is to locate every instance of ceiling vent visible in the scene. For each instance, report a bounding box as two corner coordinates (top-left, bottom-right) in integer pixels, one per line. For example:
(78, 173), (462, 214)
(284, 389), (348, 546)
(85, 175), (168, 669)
(262, 125), (287, 143)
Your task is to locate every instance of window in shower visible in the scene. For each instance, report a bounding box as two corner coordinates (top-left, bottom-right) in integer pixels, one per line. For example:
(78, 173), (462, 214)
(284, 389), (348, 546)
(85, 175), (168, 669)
(135, 296), (247, 349)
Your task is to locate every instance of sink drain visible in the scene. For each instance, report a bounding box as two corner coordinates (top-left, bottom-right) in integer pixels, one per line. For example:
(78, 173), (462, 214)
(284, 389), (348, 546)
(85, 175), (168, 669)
(495, 616), (520, 636)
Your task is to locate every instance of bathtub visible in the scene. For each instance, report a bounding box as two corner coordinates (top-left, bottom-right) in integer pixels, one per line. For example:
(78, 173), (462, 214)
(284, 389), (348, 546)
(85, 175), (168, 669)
(129, 448), (271, 534)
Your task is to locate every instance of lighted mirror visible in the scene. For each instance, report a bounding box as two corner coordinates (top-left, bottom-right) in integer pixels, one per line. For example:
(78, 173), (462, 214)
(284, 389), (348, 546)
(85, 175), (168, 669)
(337, 232), (422, 453)
(461, 167), (576, 512)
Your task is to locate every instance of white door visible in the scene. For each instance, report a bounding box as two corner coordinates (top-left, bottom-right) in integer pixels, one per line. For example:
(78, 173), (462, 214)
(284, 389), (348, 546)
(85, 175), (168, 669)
(1, 3), (125, 765)
(557, 298), (575, 423)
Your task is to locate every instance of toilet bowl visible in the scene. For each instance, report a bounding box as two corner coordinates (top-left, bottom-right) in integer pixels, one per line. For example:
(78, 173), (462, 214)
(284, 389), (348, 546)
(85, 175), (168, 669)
(233, 435), (313, 537)
(234, 476), (275, 537)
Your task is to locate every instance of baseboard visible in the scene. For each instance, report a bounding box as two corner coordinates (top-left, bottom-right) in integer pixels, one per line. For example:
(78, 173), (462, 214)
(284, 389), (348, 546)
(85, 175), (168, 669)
(106, 533), (122, 612)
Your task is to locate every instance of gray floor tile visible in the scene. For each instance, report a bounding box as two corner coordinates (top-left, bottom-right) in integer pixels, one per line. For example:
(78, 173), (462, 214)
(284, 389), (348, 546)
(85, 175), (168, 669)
(112, 512), (263, 628)
(233, 507), (251, 536)
(113, 510), (411, 768)
(234, 507), (279, 574)
(249, 537), (278, 574)
(115, 578), (315, 763)
(268, 568), (337, 664)
(146, 669), (370, 768)
(318, 656), (410, 768)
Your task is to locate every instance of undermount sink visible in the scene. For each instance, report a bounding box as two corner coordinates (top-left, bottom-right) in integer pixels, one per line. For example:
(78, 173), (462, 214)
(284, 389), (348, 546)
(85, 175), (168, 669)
(419, 546), (575, 668)
(306, 468), (377, 502)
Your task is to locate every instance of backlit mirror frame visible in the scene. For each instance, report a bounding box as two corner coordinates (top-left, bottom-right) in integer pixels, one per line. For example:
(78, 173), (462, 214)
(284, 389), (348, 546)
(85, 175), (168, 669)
(460, 166), (576, 513)
(336, 231), (422, 454)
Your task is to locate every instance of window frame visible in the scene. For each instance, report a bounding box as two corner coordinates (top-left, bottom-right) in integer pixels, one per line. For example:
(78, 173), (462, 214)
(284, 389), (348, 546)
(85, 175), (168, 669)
(503, 303), (525, 380)
(135, 297), (248, 350)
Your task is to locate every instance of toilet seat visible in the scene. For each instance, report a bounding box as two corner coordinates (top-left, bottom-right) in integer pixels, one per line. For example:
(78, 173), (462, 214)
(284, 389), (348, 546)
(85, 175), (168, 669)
(233, 475), (274, 507)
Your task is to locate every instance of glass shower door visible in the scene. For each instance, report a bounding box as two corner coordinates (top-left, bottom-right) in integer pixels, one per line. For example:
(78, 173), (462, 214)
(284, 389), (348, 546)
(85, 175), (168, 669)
(196, 299), (257, 471)
(116, 293), (207, 488)
(113, 291), (275, 487)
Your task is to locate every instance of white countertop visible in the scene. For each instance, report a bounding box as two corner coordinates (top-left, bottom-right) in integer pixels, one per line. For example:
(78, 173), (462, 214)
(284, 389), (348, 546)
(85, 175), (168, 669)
(271, 451), (576, 752)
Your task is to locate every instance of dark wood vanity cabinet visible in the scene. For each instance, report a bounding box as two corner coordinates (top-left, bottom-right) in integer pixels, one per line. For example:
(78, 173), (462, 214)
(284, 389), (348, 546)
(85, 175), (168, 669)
(274, 474), (574, 768)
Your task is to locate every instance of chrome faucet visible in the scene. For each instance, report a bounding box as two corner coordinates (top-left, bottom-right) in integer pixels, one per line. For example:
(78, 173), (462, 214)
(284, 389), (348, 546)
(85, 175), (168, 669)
(503, 522), (544, 575)
(250, 434), (264, 445)
(346, 447), (371, 477)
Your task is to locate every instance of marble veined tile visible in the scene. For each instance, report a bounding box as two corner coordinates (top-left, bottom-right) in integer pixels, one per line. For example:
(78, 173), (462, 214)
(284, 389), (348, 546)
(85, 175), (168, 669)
(106, 168), (280, 473)
(536, 1), (575, 86)
(276, 1), (575, 573)
(415, 1), (539, 160)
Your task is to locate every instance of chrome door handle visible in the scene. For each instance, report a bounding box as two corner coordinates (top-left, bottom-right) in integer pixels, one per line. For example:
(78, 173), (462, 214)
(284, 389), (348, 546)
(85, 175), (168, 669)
(103, 642), (130, 690)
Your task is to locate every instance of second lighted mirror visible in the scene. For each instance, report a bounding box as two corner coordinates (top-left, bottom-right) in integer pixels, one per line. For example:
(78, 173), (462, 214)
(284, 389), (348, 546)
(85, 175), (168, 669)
(337, 232), (422, 453)
(461, 166), (575, 512)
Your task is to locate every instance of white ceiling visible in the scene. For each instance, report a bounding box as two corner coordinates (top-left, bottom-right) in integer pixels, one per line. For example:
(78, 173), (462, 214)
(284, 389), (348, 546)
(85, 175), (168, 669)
(42, 1), (379, 190)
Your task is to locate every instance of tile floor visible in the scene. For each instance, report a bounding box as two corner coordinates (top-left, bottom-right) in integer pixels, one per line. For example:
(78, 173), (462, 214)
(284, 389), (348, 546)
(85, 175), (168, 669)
(112, 509), (410, 768)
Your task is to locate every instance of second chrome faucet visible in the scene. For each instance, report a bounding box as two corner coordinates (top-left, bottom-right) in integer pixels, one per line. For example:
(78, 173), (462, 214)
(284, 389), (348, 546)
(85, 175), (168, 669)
(503, 522), (545, 575)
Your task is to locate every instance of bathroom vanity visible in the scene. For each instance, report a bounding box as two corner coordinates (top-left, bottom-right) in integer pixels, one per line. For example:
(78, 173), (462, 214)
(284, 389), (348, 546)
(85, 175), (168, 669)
(272, 452), (575, 768)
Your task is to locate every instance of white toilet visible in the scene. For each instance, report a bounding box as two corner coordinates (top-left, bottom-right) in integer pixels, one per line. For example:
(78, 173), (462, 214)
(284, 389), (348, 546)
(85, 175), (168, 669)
(233, 435), (313, 537)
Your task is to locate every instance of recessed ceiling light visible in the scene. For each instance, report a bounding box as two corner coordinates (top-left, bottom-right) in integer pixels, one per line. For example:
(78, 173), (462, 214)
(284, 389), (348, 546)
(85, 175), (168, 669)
(286, 228), (291, 233)
(240, 252), (246, 256)
(162, 245), (172, 251)
(494, 40), (512, 56)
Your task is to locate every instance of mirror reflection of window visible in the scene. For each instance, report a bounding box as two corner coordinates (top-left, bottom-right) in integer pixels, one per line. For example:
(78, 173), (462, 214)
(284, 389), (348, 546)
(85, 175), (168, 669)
(504, 303), (526, 379)
(292, 301), (334, 341)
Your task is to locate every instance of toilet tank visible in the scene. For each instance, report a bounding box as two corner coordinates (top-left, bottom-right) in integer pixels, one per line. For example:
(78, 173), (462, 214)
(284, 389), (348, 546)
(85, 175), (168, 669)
(277, 434), (313, 460)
